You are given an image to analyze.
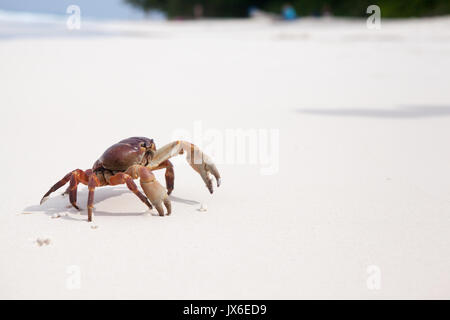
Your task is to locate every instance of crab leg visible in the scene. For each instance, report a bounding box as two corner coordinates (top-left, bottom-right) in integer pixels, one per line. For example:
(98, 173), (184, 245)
(68, 175), (80, 210)
(87, 174), (101, 222)
(126, 165), (171, 216)
(40, 173), (72, 204)
(151, 160), (175, 195)
(108, 172), (153, 210)
(40, 169), (89, 205)
(148, 141), (221, 194)
(69, 169), (91, 210)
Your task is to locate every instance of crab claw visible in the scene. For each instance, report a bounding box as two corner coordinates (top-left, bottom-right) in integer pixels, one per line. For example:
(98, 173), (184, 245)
(136, 166), (171, 216)
(185, 144), (221, 194)
(192, 160), (221, 194)
(149, 141), (221, 194)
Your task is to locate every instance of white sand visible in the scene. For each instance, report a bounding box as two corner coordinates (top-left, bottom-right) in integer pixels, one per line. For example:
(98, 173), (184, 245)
(1, 17), (450, 299)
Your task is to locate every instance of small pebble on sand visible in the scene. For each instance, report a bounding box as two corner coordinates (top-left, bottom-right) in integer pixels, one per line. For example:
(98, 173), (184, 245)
(36, 238), (51, 247)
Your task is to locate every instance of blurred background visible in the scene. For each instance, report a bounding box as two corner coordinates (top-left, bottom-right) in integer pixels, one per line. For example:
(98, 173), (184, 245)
(0, 0), (449, 20)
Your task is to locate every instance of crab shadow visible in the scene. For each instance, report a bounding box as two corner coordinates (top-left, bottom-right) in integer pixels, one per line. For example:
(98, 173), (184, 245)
(23, 186), (200, 222)
(296, 105), (450, 119)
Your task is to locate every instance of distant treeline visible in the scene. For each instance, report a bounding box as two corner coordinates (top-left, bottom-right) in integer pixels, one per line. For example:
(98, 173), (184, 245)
(125, 0), (450, 18)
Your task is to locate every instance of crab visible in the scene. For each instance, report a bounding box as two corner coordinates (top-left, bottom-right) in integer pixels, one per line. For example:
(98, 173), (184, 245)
(40, 137), (221, 222)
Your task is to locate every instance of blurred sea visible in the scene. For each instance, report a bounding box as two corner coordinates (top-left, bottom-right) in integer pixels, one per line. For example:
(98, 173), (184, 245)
(0, 9), (166, 39)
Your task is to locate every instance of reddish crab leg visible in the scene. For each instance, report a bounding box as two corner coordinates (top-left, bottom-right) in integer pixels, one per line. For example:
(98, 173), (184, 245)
(40, 169), (90, 205)
(87, 174), (101, 222)
(69, 169), (91, 210)
(151, 160), (175, 195)
(109, 172), (153, 211)
(68, 175), (80, 210)
(40, 172), (72, 204)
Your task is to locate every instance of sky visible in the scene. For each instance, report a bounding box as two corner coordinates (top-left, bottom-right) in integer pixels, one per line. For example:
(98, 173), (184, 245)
(0, 0), (145, 19)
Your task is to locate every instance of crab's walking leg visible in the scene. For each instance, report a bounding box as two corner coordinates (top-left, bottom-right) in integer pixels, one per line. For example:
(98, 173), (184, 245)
(68, 169), (90, 210)
(148, 141), (221, 194)
(68, 175), (80, 210)
(108, 172), (153, 210)
(40, 173), (72, 204)
(87, 174), (101, 222)
(40, 169), (89, 205)
(152, 160), (175, 195)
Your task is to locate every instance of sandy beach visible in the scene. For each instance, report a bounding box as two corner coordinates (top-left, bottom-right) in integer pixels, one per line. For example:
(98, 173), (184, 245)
(1, 16), (450, 299)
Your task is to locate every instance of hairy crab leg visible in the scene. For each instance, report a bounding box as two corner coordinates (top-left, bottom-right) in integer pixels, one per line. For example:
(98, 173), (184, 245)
(151, 160), (175, 195)
(108, 172), (153, 210)
(148, 141), (221, 194)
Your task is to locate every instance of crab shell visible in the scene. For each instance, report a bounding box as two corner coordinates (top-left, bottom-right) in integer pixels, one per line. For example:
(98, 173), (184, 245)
(93, 137), (156, 172)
